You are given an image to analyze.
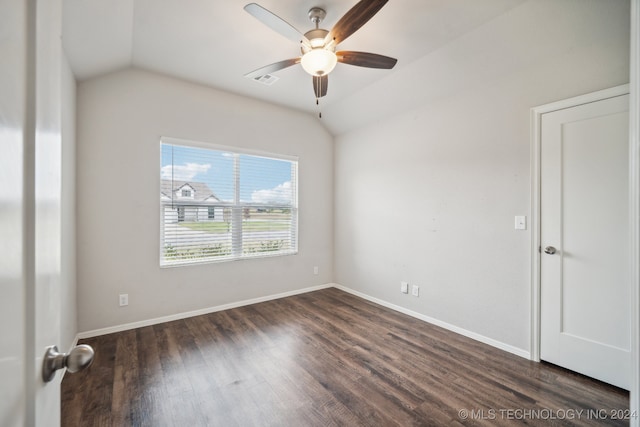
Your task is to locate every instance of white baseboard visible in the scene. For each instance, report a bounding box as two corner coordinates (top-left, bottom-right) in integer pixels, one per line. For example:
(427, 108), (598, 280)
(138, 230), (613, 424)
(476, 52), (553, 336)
(77, 283), (333, 339)
(332, 283), (531, 360)
(76, 282), (530, 361)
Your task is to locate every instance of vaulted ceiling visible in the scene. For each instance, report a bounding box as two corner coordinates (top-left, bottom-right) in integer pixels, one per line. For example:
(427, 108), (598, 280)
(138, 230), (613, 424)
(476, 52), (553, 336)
(63, 0), (527, 134)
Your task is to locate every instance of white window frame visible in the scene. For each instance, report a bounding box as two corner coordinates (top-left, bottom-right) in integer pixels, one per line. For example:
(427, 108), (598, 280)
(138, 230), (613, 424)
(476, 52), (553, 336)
(160, 136), (298, 267)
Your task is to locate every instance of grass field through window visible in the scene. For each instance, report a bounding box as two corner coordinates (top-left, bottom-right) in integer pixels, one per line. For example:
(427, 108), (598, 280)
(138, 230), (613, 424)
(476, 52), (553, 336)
(180, 220), (291, 233)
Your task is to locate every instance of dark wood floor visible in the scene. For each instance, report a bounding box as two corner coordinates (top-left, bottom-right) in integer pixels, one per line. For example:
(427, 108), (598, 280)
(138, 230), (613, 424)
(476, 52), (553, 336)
(62, 288), (629, 426)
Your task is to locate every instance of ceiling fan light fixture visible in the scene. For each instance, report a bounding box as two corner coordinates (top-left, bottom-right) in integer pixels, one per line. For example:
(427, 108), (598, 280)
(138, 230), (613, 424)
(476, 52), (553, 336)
(301, 48), (337, 76)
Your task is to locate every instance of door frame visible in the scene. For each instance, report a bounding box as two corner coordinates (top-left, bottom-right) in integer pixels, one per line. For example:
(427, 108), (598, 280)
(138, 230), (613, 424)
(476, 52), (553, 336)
(629, 0), (639, 423)
(530, 77), (638, 419)
(530, 83), (630, 363)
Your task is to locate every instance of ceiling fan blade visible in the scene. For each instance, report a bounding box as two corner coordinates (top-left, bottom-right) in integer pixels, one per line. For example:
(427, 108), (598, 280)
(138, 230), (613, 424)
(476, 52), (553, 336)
(313, 75), (328, 98)
(244, 58), (301, 80)
(244, 3), (310, 46)
(324, 0), (388, 46)
(337, 51), (397, 69)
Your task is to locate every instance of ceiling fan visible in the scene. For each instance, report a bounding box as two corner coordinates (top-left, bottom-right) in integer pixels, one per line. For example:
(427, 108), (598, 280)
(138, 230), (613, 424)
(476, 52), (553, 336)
(244, 0), (398, 103)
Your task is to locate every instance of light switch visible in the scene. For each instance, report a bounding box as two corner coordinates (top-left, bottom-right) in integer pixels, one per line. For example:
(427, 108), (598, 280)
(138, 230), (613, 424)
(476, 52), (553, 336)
(515, 216), (527, 230)
(400, 282), (408, 294)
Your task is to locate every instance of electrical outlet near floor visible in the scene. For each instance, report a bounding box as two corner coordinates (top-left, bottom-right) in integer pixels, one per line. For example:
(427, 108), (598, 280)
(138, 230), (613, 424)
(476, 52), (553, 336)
(119, 293), (129, 307)
(411, 285), (420, 297)
(400, 281), (409, 294)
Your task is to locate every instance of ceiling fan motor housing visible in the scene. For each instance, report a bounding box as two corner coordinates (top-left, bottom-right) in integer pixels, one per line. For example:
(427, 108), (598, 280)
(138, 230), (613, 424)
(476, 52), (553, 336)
(301, 11), (336, 77)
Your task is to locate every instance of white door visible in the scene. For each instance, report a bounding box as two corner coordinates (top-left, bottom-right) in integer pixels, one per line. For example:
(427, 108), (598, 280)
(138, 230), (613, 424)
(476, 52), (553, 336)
(540, 92), (631, 390)
(0, 0), (63, 425)
(0, 1), (30, 424)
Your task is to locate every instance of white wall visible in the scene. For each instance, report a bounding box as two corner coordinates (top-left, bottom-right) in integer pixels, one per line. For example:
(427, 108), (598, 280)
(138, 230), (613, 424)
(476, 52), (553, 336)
(76, 69), (333, 332)
(334, 0), (630, 353)
(60, 52), (77, 352)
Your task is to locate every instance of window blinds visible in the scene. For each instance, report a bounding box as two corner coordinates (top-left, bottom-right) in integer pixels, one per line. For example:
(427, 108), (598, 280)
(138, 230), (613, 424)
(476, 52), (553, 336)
(160, 139), (298, 266)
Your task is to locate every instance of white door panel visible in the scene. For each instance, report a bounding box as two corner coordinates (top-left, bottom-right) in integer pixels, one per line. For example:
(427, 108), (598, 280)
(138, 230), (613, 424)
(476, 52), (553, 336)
(35, 0), (63, 420)
(1, 0), (63, 425)
(0, 0), (29, 424)
(541, 93), (630, 389)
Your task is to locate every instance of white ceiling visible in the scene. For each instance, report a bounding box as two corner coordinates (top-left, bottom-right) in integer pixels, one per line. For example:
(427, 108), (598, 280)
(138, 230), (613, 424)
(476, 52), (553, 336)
(62, 0), (527, 134)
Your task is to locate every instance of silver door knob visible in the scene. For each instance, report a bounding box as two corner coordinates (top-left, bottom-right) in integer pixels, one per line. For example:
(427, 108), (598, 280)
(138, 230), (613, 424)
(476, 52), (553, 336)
(42, 344), (94, 383)
(544, 246), (557, 255)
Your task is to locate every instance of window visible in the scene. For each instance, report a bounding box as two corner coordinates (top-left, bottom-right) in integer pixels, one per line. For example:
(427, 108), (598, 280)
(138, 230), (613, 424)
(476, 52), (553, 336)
(160, 138), (298, 266)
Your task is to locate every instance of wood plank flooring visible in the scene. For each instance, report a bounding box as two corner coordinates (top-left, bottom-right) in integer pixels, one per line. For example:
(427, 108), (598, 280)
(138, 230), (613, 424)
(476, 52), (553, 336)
(62, 288), (630, 426)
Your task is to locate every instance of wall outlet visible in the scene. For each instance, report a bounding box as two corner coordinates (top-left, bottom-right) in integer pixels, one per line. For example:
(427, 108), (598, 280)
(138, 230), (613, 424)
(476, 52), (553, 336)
(119, 293), (129, 307)
(400, 281), (409, 294)
(411, 285), (420, 297)
(313, 266), (319, 275)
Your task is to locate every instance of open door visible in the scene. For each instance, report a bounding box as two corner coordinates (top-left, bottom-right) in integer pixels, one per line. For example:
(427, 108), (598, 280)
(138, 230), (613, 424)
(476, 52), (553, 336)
(0, 0), (69, 424)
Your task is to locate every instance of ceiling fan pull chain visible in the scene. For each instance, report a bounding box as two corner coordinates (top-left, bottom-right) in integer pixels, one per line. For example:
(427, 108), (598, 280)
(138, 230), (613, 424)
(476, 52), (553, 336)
(314, 75), (322, 118)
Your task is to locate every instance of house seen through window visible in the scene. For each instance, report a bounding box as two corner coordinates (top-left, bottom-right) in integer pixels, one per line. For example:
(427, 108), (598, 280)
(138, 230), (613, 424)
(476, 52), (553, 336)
(160, 138), (298, 266)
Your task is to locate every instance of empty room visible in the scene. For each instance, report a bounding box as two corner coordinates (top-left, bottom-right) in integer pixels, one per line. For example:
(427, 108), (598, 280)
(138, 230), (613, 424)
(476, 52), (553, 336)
(2, 0), (640, 425)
